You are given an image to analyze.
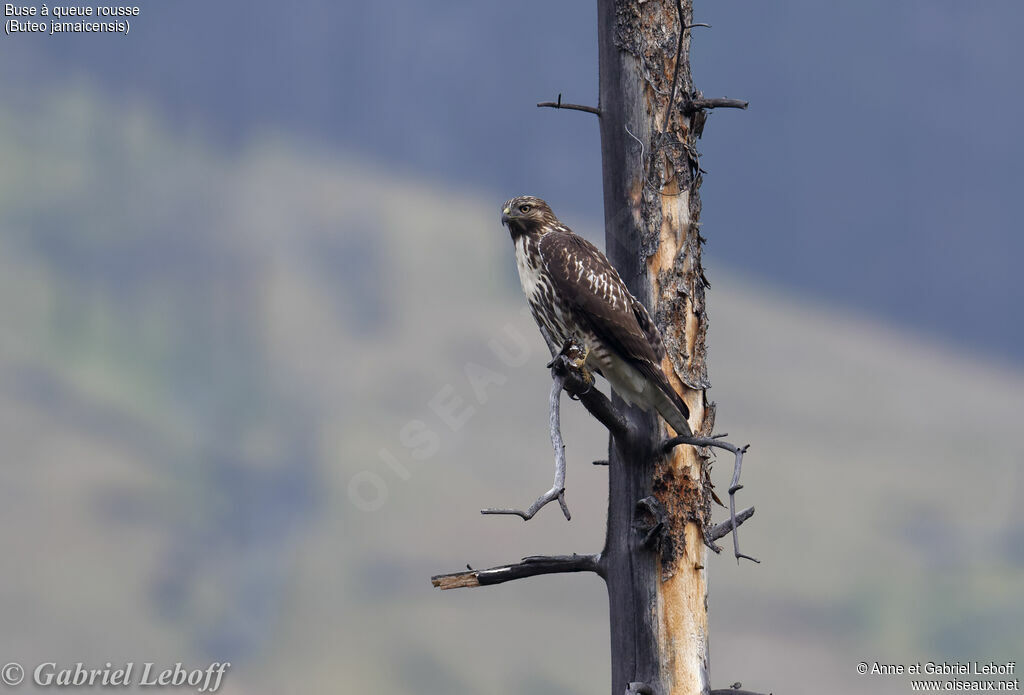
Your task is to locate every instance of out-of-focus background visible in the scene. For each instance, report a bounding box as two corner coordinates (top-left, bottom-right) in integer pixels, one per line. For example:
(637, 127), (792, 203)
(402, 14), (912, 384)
(1, 2), (1021, 694)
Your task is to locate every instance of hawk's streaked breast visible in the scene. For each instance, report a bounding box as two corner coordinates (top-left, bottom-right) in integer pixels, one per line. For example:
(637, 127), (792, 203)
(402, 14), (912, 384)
(514, 233), (571, 355)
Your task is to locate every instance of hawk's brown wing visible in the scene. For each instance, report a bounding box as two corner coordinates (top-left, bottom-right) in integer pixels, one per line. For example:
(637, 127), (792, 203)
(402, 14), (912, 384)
(538, 231), (688, 419)
(631, 294), (666, 361)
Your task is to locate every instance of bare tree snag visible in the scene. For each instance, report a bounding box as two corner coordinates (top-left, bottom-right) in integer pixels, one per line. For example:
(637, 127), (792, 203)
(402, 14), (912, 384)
(432, 2), (761, 694)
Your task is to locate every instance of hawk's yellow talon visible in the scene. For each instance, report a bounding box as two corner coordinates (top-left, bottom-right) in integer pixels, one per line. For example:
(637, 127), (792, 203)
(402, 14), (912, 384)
(570, 345), (591, 370)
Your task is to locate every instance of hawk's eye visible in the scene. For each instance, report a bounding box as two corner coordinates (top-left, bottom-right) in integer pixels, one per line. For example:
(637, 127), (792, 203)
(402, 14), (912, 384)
(519, 204), (532, 213)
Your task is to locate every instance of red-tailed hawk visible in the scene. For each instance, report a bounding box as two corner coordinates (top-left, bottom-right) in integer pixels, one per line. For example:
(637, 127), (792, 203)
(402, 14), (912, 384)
(502, 195), (690, 435)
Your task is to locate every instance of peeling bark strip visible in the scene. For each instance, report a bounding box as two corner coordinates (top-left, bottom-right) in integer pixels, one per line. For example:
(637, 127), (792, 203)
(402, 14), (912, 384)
(599, 1), (714, 693)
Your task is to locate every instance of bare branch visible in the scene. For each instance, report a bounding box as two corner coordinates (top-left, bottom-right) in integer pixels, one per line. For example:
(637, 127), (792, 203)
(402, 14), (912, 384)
(537, 93), (601, 116)
(431, 553), (603, 590)
(482, 373), (571, 520)
(537, 101), (602, 116)
(688, 97), (749, 111)
(662, 435), (759, 563)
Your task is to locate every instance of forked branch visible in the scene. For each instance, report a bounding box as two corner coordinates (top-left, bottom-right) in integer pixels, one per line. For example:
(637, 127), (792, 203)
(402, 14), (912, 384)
(481, 341), (629, 522)
(662, 434), (759, 563)
(481, 372), (571, 520)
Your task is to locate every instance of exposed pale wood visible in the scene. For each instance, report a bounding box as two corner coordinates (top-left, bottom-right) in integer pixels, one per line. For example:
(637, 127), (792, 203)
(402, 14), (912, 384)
(431, 573), (481, 590)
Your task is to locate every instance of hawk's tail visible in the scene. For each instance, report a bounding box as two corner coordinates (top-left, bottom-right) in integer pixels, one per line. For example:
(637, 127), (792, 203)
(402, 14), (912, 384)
(652, 385), (692, 438)
(637, 361), (692, 437)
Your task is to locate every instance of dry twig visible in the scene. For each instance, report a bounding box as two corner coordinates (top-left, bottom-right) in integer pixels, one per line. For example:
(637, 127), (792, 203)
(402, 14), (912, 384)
(537, 93), (601, 116)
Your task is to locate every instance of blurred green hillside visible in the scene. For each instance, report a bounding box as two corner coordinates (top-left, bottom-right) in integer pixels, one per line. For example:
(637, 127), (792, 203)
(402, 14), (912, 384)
(0, 86), (1020, 695)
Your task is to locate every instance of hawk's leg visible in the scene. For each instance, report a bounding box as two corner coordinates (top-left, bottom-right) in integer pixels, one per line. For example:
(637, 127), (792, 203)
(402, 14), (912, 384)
(547, 338), (595, 398)
(569, 343), (591, 370)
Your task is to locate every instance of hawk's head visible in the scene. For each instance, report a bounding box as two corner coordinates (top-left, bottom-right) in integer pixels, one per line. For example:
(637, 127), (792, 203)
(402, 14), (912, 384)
(501, 196), (560, 237)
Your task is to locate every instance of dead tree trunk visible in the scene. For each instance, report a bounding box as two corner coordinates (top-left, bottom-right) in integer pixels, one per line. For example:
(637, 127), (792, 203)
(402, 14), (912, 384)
(432, 3), (758, 695)
(599, 1), (717, 694)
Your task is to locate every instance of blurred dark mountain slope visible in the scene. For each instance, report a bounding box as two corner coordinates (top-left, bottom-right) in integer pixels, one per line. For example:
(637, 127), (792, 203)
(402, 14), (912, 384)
(3, 1), (1023, 362)
(0, 86), (1020, 695)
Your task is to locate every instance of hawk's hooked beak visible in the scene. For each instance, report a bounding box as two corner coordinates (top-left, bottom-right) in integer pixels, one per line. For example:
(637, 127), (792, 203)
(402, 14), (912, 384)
(501, 206), (512, 225)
